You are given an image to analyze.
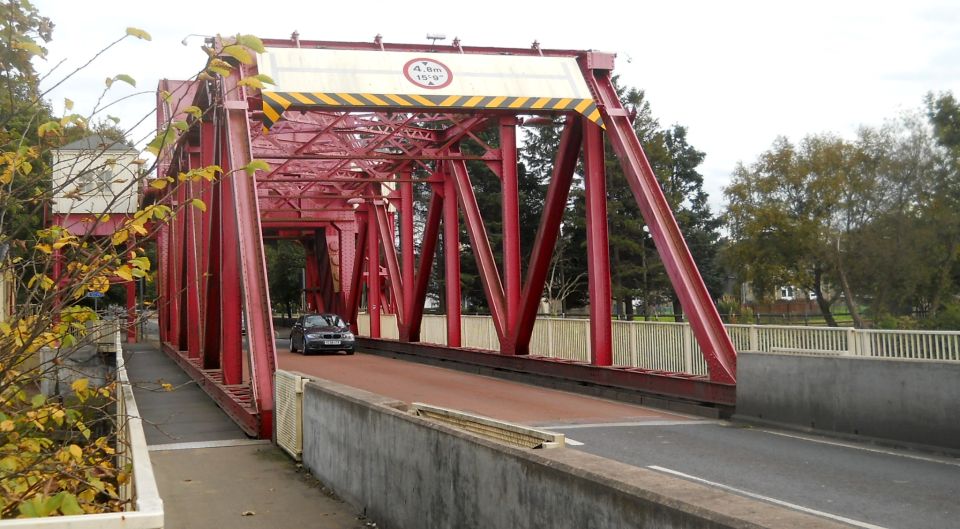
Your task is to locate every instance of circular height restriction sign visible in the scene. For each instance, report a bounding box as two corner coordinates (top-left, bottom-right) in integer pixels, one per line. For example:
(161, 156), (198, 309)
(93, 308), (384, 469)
(403, 58), (453, 89)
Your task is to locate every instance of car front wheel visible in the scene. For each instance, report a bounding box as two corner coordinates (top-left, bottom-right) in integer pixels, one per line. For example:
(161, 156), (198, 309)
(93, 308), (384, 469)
(289, 336), (297, 353)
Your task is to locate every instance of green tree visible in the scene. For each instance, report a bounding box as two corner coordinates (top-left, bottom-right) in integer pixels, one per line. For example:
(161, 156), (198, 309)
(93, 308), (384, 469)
(266, 240), (305, 321)
(923, 92), (960, 318)
(724, 135), (856, 326)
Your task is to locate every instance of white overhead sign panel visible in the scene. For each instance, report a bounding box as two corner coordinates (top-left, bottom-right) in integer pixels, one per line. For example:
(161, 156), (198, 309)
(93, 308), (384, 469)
(257, 48), (592, 99)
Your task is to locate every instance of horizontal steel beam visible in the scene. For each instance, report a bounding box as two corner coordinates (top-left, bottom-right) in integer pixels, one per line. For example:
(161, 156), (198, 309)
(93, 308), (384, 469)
(357, 338), (736, 408)
(160, 342), (260, 436)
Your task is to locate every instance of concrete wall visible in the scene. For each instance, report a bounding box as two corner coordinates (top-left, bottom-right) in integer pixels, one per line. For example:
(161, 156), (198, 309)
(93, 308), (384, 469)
(736, 352), (960, 450)
(301, 378), (844, 529)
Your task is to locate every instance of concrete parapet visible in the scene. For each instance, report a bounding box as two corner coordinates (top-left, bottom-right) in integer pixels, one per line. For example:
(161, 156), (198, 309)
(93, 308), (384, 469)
(301, 378), (845, 529)
(736, 352), (960, 451)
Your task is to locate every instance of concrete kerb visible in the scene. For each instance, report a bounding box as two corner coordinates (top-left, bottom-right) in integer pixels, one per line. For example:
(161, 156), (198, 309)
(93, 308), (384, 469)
(299, 377), (847, 529)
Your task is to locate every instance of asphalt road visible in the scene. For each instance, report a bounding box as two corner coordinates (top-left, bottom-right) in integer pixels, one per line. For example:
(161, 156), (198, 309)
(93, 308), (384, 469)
(275, 334), (960, 529)
(543, 421), (960, 529)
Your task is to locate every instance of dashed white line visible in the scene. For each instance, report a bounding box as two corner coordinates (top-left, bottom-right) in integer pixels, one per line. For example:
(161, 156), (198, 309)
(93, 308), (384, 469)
(647, 465), (889, 529)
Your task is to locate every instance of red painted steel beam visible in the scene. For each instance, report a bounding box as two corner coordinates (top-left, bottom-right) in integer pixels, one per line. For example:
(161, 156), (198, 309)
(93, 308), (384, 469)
(161, 343), (260, 436)
(346, 217), (368, 331)
(222, 71), (278, 438)
(183, 183), (202, 359)
(442, 168), (462, 347)
(448, 158), (507, 344)
(202, 173), (223, 370)
(219, 126), (243, 385)
(500, 117), (521, 351)
(367, 204), (381, 338)
(375, 204), (404, 324)
(406, 188), (442, 342)
(511, 117), (583, 355)
(582, 118), (613, 366)
(400, 175), (415, 339)
(357, 337), (736, 408)
(588, 71), (737, 383)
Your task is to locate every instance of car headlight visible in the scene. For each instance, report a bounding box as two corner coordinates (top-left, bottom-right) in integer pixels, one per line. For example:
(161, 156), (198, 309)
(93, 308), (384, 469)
(305, 333), (322, 340)
(342, 332), (355, 341)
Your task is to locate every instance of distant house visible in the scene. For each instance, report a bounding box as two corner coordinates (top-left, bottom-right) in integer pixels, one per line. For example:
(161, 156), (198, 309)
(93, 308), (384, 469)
(52, 136), (140, 216)
(738, 281), (823, 315)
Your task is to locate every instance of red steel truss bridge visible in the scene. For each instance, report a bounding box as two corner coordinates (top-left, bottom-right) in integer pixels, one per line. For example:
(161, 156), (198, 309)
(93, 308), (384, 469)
(153, 36), (738, 438)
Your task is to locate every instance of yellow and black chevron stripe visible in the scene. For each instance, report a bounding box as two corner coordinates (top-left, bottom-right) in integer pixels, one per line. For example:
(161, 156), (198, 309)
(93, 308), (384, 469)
(261, 92), (603, 131)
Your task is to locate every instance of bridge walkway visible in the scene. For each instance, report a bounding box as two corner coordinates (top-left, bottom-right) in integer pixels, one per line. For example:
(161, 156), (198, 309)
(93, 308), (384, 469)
(123, 332), (372, 529)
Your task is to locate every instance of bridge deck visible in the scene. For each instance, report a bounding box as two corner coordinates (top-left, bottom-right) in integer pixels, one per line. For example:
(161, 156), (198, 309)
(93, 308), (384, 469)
(278, 339), (960, 529)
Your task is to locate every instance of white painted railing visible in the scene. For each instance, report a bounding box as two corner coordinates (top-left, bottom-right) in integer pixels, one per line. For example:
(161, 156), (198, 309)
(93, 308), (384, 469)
(355, 313), (960, 374)
(3, 331), (164, 528)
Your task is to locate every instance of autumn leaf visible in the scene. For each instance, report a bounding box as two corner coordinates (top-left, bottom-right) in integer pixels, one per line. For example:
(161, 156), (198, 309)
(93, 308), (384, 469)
(125, 27), (152, 41)
(71, 379), (89, 394)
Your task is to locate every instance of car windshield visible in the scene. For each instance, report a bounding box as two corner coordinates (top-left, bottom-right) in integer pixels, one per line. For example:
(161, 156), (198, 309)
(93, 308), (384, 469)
(304, 314), (346, 328)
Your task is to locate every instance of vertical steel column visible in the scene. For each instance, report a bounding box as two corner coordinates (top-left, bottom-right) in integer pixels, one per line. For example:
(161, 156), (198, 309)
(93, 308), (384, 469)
(219, 138), (243, 385)
(443, 168), (462, 346)
(126, 279), (137, 343)
(400, 174), (415, 340)
(500, 117), (521, 353)
(183, 184), (202, 359)
(202, 174), (223, 370)
(367, 204), (381, 338)
(304, 248), (321, 312)
(582, 118), (613, 366)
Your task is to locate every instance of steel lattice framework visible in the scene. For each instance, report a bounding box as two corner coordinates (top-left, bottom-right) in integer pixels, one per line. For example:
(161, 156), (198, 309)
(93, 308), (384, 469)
(154, 38), (737, 438)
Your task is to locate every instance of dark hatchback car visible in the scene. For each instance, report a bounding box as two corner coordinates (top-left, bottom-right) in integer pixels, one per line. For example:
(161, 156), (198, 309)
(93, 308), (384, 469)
(289, 313), (356, 355)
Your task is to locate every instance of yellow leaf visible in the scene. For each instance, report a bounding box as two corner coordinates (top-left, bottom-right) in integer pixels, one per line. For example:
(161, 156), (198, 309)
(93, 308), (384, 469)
(112, 230), (129, 246)
(0, 420), (13, 432)
(90, 276), (110, 293)
(190, 198), (207, 212)
(161, 382), (173, 391)
(149, 178), (168, 190)
(35, 243), (52, 254)
(71, 379), (89, 393)
(115, 265), (134, 281)
(125, 27), (152, 41)
(68, 444), (82, 461)
(222, 45), (253, 65)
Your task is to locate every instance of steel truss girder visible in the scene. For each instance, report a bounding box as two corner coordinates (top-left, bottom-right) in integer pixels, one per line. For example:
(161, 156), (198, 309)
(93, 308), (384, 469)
(154, 40), (739, 440)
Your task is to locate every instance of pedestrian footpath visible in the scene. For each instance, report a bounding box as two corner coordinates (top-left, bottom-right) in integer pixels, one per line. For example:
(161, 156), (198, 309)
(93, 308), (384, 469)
(124, 340), (373, 529)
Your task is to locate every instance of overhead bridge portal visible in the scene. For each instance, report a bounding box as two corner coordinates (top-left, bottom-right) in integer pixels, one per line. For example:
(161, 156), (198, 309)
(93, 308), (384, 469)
(154, 37), (738, 438)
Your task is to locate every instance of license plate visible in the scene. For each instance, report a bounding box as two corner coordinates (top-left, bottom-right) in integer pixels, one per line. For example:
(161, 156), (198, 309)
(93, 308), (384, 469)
(324, 340), (341, 346)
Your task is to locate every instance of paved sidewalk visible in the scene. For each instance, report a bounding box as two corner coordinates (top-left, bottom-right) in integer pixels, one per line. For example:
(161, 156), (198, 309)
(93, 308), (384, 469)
(125, 339), (372, 529)
(151, 443), (371, 529)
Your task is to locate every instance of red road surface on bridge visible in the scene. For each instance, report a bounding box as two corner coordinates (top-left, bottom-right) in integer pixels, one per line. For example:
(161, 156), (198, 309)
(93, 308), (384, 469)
(278, 350), (687, 426)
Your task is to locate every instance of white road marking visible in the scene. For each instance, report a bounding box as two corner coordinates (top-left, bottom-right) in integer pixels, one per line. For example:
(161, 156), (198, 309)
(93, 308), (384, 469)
(542, 419), (721, 430)
(148, 439), (271, 452)
(564, 438), (584, 446)
(647, 465), (889, 529)
(757, 429), (960, 467)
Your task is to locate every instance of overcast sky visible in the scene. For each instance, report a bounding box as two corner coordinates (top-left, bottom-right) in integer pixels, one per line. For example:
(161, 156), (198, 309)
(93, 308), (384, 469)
(34, 0), (960, 212)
